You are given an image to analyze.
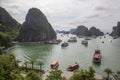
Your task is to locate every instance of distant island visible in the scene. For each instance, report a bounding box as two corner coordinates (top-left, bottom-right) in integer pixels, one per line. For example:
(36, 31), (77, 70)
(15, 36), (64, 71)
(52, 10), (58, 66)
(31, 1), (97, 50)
(56, 25), (104, 37)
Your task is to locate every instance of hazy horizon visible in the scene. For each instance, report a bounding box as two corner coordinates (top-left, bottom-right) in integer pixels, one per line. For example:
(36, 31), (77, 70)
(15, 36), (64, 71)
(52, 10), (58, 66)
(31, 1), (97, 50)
(1, 0), (120, 32)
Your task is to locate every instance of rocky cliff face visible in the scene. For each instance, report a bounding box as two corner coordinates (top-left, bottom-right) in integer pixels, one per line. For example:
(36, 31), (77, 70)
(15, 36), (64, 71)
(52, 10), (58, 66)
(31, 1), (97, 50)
(70, 25), (103, 36)
(88, 27), (104, 36)
(0, 7), (20, 28)
(18, 8), (56, 42)
(71, 25), (88, 36)
(111, 22), (120, 36)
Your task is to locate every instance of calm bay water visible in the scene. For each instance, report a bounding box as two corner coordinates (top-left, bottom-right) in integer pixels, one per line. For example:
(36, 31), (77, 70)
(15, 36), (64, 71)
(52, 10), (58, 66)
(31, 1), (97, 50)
(8, 34), (120, 74)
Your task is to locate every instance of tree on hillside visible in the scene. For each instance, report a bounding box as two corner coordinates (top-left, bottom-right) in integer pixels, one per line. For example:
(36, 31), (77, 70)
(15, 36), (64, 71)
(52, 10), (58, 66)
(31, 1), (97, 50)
(0, 47), (4, 55)
(0, 54), (23, 80)
(24, 61), (28, 72)
(0, 32), (12, 48)
(26, 71), (42, 80)
(37, 61), (44, 72)
(46, 69), (67, 80)
(104, 68), (112, 80)
(70, 68), (96, 80)
(88, 66), (95, 78)
(30, 60), (35, 70)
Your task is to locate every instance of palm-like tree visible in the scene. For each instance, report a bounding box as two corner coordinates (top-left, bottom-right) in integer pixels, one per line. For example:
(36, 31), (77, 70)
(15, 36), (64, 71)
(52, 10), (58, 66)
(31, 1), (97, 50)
(9, 54), (18, 66)
(37, 61), (44, 72)
(0, 47), (4, 54)
(104, 68), (112, 80)
(30, 60), (34, 70)
(24, 61), (28, 72)
(89, 66), (95, 78)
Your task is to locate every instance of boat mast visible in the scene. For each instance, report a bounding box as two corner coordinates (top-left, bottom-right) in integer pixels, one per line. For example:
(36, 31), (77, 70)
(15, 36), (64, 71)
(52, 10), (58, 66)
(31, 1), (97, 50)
(97, 45), (98, 50)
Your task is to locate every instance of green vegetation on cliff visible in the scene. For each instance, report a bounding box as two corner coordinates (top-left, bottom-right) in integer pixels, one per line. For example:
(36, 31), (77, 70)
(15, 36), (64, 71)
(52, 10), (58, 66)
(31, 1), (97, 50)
(18, 8), (56, 42)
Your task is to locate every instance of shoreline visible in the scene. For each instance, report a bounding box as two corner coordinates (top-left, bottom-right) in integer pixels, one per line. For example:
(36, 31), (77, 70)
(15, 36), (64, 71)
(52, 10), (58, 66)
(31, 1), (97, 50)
(5, 41), (58, 52)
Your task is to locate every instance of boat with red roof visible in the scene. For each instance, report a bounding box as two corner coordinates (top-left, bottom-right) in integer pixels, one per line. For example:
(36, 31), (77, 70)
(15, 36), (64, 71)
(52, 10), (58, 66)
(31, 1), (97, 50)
(67, 62), (79, 71)
(50, 60), (59, 69)
(93, 48), (102, 63)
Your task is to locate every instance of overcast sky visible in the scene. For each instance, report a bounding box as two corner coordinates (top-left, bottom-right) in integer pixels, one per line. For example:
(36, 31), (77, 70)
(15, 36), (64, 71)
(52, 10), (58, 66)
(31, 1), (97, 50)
(1, 0), (120, 32)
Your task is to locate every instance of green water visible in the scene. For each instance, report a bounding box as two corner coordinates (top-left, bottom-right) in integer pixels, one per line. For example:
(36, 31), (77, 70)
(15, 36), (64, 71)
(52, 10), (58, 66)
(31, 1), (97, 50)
(8, 35), (120, 74)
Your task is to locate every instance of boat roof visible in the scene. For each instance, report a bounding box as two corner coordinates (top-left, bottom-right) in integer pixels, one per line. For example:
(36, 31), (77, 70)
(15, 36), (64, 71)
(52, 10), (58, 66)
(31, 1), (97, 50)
(95, 50), (101, 53)
(94, 54), (101, 58)
(51, 60), (58, 65)
(70, 63), (78, 67)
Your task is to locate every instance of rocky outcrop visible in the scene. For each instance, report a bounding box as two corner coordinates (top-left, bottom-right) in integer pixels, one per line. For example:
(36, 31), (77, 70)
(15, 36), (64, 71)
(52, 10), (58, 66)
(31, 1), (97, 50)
(69, 29), (76, 34)
(71, 25), (89, 36)
(56, 30), (69, 34)
(18, 8), (56, 42)
(111, 22), (120, 36)
(0, 7), (20, 28)
(87, 27), (104, 36)
(70, 25), (103, 36)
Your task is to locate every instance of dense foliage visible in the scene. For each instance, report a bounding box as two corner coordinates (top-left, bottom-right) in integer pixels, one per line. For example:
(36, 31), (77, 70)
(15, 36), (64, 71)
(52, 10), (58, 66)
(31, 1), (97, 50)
(0, 24), (21, 49)
(0, 53), (43, 80)
(0, 32), (12, 48)
(0, 54), (23, 80)
(0, 24), (20, 40)
(46, 69), (67, 80)
(70, 67), (95, 80)
(25, 71), (42, 80)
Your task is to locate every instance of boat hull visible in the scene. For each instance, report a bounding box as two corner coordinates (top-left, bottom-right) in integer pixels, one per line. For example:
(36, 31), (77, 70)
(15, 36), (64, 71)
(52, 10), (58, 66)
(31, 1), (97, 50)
(67, 63), (79, 71)
(50, 60), (59, 69)
(92, 50), (102, 63)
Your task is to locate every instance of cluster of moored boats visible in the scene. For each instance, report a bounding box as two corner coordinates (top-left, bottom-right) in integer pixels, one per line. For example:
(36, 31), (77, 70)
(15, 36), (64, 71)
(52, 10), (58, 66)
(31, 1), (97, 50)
(50, 60), (79, 71)
(68, 37), (77, 42)
(61, 37), (90, 47)
(61, 37), (77, 47)
(44, 39), (62, 44)
(50, 47), (101, 71)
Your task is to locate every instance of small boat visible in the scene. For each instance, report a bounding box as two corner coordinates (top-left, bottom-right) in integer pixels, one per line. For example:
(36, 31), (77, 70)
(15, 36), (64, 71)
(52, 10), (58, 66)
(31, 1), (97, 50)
(50, 60), (59, 69)
(68, 37), (77, 42)
(113, 36), (117, 39)
(104, 36), (106, 38)
(44, 40), (62, 44)
(102, 41), (104, 43)
(93, 49), (102, 63)
(56, 39), (62, 43)
(85, 37), (91, 40)
(81, 40), (88, 45)
(67, 62), (79, 71)
(109, 40), (112, 42)
(61, 42), (68, 47)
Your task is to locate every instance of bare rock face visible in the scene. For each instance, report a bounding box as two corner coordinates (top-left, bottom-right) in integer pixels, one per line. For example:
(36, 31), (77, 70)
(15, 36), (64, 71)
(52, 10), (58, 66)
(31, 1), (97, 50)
(88, 27), (104, 36)
(0, 7), (20, 28)
(71, 25), (88, 36)
(111, 22), (120, 36)
(18, 8), (56, 42)
(70, 25), (103, 36)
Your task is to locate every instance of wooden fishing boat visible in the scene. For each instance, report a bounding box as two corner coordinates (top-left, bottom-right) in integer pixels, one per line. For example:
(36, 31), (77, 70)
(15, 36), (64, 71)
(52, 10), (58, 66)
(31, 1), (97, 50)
(67, 62), (79, 71)
(50, 60), (59, 69)
(93, 49), (102, 63)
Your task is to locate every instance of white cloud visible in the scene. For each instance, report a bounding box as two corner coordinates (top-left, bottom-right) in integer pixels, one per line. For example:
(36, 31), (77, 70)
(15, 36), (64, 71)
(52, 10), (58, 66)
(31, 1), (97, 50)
(1, 0), (120, 32)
